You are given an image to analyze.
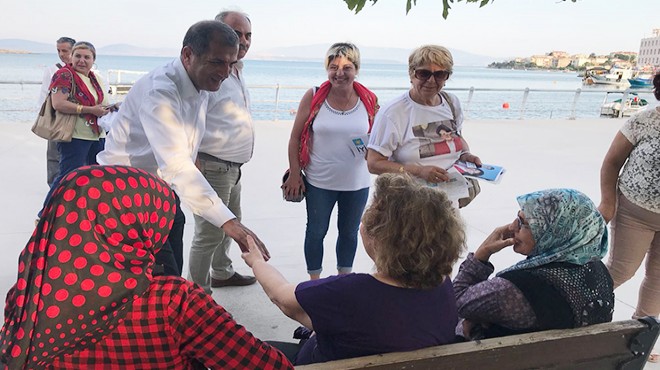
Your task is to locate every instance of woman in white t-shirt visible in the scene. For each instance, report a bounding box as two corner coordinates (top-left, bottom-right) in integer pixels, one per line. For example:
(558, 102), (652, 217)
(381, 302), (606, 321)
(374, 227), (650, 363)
(283, 43), (378, 280)
(367, 45), (481, 205)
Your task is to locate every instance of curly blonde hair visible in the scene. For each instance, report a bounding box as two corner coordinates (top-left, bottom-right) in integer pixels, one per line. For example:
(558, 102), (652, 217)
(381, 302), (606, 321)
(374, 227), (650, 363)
(361, 174), (466, 289)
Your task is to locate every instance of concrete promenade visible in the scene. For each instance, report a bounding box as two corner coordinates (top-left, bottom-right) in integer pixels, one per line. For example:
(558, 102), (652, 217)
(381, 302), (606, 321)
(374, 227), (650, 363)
(1, 117), (658, 367)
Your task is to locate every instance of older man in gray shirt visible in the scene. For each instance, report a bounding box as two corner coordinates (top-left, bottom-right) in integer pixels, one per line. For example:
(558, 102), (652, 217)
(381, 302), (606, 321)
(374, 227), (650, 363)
(188, 10), (257, 292)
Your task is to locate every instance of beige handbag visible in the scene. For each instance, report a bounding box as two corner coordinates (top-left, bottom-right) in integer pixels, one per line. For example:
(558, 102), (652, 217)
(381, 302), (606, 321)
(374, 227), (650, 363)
(31, 83), (78, 142)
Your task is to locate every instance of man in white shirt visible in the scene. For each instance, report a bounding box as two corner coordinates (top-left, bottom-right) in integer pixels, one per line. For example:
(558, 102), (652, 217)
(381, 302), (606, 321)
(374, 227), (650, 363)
(39, 37), (75, 186)
(188, 11), (257, 292)
(98, 20), (269, 276)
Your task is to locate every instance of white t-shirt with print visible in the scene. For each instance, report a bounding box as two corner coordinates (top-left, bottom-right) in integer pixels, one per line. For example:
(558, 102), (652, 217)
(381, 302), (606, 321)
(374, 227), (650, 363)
(368, 91), (464, 170)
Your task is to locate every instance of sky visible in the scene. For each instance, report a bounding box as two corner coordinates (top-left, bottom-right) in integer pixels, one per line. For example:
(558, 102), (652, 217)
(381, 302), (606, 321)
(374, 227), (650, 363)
(1, 0), (658, 59)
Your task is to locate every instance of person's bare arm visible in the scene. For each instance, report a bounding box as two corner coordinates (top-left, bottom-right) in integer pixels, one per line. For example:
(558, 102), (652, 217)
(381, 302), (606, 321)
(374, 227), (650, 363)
(51, 89), (108, 116)
(598, 132), (633, 222)
(282, 89), (314, 199)
(241, 236), (312, 328)
(366, 149), (450, 182)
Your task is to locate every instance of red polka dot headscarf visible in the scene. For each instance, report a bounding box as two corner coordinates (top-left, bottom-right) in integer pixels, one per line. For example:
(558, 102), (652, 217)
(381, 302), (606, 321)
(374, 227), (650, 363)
(0, 165), (176, 369)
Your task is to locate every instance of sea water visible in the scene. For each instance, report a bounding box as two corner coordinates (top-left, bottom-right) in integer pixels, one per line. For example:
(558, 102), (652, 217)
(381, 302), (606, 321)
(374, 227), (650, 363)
(0, 53), (654, 122)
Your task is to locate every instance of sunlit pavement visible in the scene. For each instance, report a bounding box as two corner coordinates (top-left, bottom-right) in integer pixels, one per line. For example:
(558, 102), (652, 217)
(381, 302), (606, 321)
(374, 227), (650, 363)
(1, 117), (657, 368)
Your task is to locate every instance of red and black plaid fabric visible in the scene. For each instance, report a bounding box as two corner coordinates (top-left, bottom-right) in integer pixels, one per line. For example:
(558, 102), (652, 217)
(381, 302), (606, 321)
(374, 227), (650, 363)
(0, 165), (176, 369)
(52, 277), (293, 369)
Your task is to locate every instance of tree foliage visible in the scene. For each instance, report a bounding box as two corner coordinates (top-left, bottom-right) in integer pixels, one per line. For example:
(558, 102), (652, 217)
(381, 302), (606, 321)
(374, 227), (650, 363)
(343, 0), (578, 19)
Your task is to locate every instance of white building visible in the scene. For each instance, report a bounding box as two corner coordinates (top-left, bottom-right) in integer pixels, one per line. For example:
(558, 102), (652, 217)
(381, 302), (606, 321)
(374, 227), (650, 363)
(638, 28), (660, 67)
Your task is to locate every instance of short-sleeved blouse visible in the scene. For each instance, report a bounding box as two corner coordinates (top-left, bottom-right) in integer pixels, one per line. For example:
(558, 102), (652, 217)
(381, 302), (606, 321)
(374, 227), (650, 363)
(619, 107), (660, 213)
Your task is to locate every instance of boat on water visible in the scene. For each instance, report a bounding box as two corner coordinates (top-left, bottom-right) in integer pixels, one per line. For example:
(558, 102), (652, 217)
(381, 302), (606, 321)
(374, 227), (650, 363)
(583, 66), (633, 87)
(628, 74), (653, 88)
(600, 92), (648, 117)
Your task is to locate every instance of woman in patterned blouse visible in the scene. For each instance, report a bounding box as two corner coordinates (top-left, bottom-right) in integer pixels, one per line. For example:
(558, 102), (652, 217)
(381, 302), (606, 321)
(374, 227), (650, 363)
(598, 72), (660, 362)
(454, 189), (614, 340)
(0, 165), (292, 370)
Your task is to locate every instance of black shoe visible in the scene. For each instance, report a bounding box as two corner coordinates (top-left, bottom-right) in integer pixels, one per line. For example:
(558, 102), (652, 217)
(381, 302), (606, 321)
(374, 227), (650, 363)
(211, 272), (256, 287)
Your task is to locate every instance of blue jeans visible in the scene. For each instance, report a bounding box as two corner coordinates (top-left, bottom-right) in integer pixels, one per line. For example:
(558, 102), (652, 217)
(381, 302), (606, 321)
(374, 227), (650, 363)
(304, 181), (369, 275)
(39, 138), (104, 217)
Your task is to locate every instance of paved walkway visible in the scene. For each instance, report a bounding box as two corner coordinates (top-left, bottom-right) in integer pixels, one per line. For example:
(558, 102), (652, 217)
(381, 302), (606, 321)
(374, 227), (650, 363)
(1, 117), (657, 367)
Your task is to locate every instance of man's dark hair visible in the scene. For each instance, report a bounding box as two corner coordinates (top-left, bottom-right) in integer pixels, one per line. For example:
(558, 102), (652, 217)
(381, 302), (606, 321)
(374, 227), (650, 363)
(57, 37), (76, 46)
(182, 20), (238, 56)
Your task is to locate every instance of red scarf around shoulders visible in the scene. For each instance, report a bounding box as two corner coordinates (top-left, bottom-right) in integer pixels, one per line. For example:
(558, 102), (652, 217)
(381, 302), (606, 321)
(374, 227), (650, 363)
(298, 80), (379, 169)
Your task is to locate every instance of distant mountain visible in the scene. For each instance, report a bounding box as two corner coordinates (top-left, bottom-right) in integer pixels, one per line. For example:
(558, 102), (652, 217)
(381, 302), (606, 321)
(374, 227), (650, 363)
(250, 44), (495, 66)
(0, 39), (178, 57)
(0, 39), (494, 66)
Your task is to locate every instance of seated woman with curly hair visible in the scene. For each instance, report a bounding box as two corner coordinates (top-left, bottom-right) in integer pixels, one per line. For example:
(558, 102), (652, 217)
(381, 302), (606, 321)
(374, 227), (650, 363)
(242, 173), (466, 365)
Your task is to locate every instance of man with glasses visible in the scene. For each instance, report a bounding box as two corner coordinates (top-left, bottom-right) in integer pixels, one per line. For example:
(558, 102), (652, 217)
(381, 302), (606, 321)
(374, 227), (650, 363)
(188, 10), (257, 292)
(38, 36), (75, 186)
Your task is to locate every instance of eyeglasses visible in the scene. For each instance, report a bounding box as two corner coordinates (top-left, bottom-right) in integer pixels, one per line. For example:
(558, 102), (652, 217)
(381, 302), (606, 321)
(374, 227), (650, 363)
(515, 215), (531, 231)
(414, 69), (451, 83)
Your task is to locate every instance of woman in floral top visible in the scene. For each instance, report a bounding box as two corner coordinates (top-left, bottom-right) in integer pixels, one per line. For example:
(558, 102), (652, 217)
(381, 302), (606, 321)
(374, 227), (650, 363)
(598, 72), (660, 362)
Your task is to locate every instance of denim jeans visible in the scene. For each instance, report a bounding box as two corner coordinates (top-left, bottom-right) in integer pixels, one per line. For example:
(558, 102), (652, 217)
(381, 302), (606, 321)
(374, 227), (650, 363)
(188, 157), (242, 292)
(303, 180), (369, 275)
(39, 138), (104, 217)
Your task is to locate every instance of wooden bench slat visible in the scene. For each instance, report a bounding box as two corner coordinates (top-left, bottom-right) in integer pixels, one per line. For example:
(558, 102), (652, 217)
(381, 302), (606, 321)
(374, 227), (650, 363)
(296, 319), (659, 370)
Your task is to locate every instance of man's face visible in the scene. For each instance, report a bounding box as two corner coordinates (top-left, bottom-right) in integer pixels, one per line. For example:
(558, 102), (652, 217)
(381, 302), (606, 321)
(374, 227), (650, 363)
(56, 42), (73, 64)
(182, 37), (238, 92)
(223, 13), (251, 60)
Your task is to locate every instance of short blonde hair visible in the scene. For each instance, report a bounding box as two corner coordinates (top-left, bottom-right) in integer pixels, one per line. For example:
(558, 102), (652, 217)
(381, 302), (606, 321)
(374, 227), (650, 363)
(72, 41), (97, 60)
(361, 174), (466, 289)
(324, 42), (361, 72)
(408, 45), (453, 79)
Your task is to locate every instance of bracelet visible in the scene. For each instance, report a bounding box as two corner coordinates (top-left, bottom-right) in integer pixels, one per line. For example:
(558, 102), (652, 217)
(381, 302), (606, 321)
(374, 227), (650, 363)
(76, 104), (83, 114)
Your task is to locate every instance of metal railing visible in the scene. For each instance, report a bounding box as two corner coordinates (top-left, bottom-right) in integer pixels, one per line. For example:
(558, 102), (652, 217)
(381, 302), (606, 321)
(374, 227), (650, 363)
(1, 78), (654, 121)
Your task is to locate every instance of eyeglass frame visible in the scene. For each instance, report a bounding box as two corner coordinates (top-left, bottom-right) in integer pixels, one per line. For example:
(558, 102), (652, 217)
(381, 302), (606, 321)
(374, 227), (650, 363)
(515, 214), (531, 231)
(413, 69), (452, 83)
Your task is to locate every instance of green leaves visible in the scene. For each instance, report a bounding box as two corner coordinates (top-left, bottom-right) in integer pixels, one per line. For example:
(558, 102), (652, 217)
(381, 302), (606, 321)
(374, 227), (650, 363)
(343, 0), (577, 19)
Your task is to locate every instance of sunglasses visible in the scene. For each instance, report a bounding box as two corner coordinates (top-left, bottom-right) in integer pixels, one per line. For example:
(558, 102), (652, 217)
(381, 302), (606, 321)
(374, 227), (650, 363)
(414, 69), (451, 82)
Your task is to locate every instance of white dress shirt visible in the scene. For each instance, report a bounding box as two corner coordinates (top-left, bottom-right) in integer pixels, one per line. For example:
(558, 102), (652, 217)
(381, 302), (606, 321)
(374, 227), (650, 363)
(199, 62), (254, 163)
(97, 58), (235, 227)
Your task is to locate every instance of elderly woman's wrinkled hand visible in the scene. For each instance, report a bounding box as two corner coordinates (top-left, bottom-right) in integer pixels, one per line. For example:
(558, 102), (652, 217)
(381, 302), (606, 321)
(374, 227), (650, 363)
(241, 235), (265, 268)
(474, 225), (514, 262)
(417, 165), (449, 183)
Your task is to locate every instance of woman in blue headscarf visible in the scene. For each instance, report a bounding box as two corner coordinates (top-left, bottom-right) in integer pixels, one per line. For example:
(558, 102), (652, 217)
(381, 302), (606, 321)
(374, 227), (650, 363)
(453, 188), (614, 339)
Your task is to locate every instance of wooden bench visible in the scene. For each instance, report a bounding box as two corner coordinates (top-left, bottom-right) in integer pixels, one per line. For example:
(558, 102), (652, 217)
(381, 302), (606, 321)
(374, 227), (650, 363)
(297, 317), (659, 370)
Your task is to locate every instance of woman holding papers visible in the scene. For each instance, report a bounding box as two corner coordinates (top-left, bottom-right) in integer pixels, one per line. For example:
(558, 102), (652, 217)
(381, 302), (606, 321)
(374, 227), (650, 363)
(282, 42), (378, 280)
(367, 45), (481, 207)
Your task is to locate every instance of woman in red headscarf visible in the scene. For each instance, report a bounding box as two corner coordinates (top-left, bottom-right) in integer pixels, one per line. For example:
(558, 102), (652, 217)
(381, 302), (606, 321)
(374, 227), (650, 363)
(0, 165), (292, 369)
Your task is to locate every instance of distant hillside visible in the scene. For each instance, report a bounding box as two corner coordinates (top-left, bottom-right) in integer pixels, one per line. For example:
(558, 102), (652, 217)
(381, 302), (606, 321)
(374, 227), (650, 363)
(0, 39), (494, 66)
(0, 39), (178, 57)
(250, 44), (495, 66)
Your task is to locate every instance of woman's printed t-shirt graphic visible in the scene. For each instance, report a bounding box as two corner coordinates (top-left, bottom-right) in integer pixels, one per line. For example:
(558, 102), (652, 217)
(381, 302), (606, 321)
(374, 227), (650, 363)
(413, 120), (463, 159)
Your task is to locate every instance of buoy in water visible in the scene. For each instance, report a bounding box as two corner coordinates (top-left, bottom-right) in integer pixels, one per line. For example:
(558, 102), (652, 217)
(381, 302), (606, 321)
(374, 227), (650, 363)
(502, 102), (510, 109)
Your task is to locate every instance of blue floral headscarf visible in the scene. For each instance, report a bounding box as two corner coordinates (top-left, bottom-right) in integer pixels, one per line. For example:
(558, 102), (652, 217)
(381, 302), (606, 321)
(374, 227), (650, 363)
(498, 188), (608, 275)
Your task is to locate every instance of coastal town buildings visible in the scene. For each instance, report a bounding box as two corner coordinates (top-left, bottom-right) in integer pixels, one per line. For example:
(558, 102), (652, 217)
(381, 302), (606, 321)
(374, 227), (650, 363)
(638, 28), (660, 67)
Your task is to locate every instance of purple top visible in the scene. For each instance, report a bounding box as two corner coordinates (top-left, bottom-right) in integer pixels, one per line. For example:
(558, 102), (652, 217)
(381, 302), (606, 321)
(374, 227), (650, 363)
(294, 273), (458, 365)
(453, 253), (536, 334)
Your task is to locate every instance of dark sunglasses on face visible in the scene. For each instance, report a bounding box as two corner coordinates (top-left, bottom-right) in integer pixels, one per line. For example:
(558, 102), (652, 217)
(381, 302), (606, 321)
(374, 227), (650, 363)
(414, 69), (451, 82)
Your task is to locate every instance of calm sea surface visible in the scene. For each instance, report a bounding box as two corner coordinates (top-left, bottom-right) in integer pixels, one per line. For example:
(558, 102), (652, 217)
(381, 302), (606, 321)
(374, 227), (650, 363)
(0, 53), (654, 122)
